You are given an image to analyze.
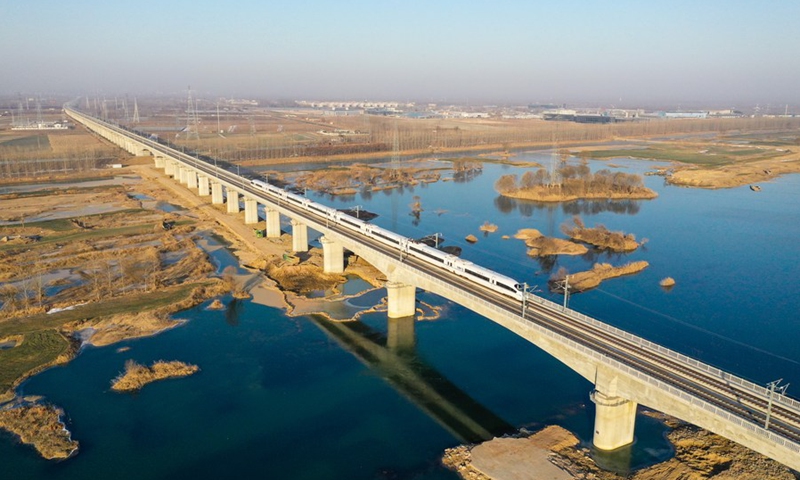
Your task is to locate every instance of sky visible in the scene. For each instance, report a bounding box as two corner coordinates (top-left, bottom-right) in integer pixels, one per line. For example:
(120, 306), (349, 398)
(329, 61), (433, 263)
(2, 1), (799, 107)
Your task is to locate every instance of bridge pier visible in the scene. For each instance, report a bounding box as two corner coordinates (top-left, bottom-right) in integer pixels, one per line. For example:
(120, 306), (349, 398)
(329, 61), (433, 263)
(244, 198), (259, 224)
(165, 160), (175, 177)
(155, 156), (165, 169)
(187, 169), (198, 189)
(291, 220), (308, 252)
(226, 188), (240, 213)
(198, 175), (210, 196)
(386, 281), (416, 318)
(320, 236), (344, 273)
(387, 315), (416, 352)
(211, 182), (224, 204)
(265, 209), (280, 238)
(591, 390), (637, 451)
(179, 166), (188, 185)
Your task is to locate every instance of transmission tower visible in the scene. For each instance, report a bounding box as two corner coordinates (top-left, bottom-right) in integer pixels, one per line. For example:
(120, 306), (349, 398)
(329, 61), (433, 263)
(133, 97), (140, 124)
(122, 96), (129, 122)
(185, 86), (200, 140)
(392, 119), (399, 163)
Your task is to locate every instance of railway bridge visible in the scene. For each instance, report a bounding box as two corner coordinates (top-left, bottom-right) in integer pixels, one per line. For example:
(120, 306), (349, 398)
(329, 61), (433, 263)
(66, 106), (800, 471)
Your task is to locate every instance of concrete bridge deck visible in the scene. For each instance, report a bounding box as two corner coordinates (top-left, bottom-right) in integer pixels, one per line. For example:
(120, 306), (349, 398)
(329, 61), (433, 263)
(66, 106), (800, 471)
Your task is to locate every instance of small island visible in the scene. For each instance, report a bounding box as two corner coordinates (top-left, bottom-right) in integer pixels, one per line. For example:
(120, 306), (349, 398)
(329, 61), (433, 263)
(495, 164), (657, 202)
(111, 360), (199, 392)
(552, 261), (649, 292)
(478, 222), (498, 233)
(513, 228), (588, 257)
(0, 404), (78, 460)
(561, 216), (643, 252)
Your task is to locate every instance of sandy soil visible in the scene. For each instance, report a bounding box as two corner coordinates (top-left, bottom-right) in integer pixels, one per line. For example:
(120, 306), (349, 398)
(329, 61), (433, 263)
(443, 420), (797, 480)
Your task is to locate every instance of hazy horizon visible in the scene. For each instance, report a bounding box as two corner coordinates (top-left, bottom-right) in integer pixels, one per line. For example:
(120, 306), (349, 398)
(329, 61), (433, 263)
(3, 1), (799, 108)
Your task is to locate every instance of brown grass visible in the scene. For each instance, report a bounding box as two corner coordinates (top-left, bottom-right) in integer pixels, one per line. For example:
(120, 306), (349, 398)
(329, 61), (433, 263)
(561, 216), (641, 252)
(526, 237), (588, 257)
(479, 222), (498, 233)
(111, 360), (199, 392)
(558, 261), (649, 292)
(0, 405), (78, 459)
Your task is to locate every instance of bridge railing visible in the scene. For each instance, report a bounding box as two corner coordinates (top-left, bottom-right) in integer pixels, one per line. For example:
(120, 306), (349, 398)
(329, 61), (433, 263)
(522, 293), (800, 413)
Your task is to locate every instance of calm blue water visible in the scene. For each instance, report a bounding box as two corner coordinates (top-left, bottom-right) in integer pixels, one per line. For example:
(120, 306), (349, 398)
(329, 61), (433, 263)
(4, 154), (800, 478)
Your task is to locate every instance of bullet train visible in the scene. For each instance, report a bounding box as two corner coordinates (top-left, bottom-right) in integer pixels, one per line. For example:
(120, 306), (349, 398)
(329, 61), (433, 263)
(249, 179), (525, 301)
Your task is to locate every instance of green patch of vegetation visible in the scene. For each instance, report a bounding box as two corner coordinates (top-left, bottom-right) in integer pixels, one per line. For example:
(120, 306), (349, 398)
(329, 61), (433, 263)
(721, 132), (800, 147)
(0, 330), (70, 394)
(580, 147), (730, 165)
(578, 145), (786, 166)
(0, 135), (51, 149)
(0, 218), (195, 252)
(0, 282), (205, 337)
(0, 184), (125, 201)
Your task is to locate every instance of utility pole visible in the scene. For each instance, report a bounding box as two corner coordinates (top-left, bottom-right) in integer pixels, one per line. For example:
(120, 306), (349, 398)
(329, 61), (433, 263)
(521, 282), (529, 317)
(185, 86), (199, 140)
(433, 232), (443, 248)
(562, 275), (570, 312)
(765, 379), (789, 429)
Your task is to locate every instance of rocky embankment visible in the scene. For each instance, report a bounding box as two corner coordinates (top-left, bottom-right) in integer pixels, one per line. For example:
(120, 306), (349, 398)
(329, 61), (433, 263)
(443, 421), (798, 480)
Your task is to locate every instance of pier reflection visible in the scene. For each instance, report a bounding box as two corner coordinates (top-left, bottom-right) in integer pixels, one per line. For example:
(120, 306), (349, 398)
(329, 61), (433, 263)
(308, 315), (515, 443)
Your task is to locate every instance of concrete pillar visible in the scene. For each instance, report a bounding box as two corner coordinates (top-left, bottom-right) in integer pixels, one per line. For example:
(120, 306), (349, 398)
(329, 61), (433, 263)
(226, 187), (240, 213)
(387, 315), (416, 352)
(179, 166), (188, 184)
(265, 209), (281, 238)
(244, 198), (259, 224)
(165, 161), (175, 177)
(187, 169), (198, 189)
(386, 281), (416, 318)
(211, 182), (224, 205)
(590, 390), (637, 451)
(155, 156), (165, 169)
(291, 220), (308, 252)
(198, 175), (210, 196)
(320, 236), (344, 273)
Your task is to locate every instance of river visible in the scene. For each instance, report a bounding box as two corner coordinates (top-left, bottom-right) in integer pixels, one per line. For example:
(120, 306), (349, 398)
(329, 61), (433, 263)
(5, 152), (800, 479)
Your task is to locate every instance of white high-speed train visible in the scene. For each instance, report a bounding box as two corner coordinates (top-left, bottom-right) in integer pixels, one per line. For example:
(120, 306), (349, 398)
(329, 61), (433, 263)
(249, 179), (524, 301)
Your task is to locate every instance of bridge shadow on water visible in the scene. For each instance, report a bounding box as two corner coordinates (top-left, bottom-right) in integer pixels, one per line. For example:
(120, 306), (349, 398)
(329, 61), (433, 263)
(306, 314), (515, 444)
(306, 312), (678, 474)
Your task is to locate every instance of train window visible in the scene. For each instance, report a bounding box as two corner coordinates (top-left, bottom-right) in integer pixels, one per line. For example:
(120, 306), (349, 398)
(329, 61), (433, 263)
(373, 231), (400, 245)
(464, 268), (489, 282)
(409, 246), (445, 263)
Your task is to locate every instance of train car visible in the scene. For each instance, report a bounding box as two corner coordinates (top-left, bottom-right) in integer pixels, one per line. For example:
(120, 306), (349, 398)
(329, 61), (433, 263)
(455, 259), (524, 300)
(366, 224), (406, 249)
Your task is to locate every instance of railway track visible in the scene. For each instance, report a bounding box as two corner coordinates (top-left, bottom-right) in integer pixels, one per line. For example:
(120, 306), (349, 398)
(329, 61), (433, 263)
(70, 107), (800, 453)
